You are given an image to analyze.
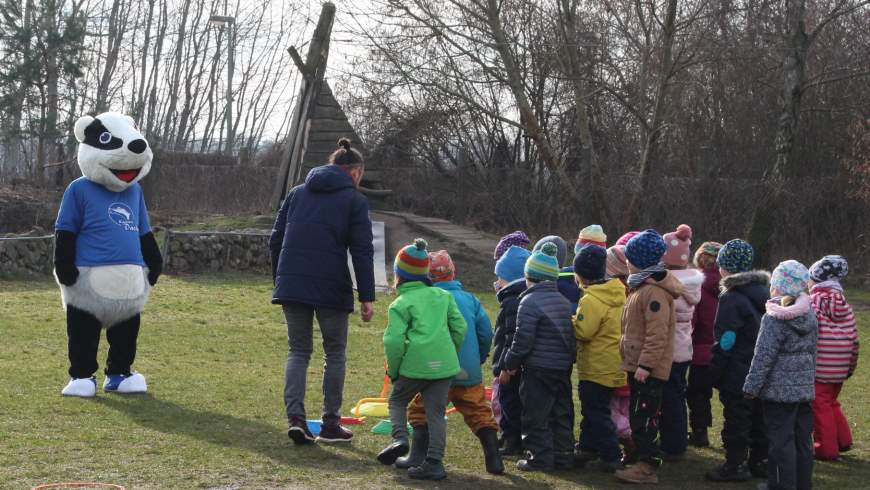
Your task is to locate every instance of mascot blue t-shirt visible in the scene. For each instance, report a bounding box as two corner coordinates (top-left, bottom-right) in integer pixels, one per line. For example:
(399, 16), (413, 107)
(56, 177), (151, 267)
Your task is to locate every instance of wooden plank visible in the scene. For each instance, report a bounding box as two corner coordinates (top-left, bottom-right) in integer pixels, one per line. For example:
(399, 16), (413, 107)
(269, 2), (336, 209)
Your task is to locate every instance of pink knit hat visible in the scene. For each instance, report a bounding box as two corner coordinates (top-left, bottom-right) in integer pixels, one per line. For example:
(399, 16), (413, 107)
(616, 231), (639, 247)
(606, 245), (629, 278)
(663, 224), (693, 268)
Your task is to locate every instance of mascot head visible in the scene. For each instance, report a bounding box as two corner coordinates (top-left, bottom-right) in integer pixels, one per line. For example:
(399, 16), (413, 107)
(74, 112), (153, 192)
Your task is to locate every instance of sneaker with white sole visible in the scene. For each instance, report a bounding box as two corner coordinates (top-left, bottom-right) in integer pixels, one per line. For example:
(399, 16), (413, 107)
(287, 417), (316, 445)
(62, 377), (97, 397)
(103, 372), (147, 393)
(316, 423), (354, 443)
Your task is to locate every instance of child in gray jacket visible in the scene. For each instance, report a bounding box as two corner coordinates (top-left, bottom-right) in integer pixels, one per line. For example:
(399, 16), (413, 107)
(743, 260), (818, 490)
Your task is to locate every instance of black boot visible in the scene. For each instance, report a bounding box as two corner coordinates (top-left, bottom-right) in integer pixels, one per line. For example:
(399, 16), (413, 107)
(689, 429), (710, 447)
(376, 438), (409, 465)
(408, 458), (447, 480)
(500, 433), (523, 457)
(396, 426), (429, 469)
(705, 461), (752, 482)
(476, 427), (505, 475)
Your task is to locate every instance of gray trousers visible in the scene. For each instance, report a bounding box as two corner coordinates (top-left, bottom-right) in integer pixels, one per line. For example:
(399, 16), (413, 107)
(389, 376), (452, 461)
(283, 303), (349, 425)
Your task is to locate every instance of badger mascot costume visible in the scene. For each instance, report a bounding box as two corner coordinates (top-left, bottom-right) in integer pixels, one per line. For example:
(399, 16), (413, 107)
(54, 112), (162, 397)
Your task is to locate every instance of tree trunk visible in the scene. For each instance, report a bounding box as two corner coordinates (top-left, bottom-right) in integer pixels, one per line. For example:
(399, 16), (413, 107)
(557, 0), (611, 226)
(94, 0), (125, 113)
(624, 0), (678, 229)
(745, 0), (811, 266)
(485, 0), (567, 184)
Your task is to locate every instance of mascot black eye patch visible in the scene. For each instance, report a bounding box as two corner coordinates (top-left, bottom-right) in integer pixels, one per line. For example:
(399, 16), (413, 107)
(83, 118), (123, 150)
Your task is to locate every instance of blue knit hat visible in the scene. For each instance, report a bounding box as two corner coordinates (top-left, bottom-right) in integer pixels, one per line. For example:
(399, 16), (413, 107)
(573, 244), (607, 282)
(533, 235), (567, 267)
(495, 245), (532, 282)
(717, 239), (754, 274)
(770, 260), (810, 297)
(525, 242), (560, 281)
(624, 229), (667, 269)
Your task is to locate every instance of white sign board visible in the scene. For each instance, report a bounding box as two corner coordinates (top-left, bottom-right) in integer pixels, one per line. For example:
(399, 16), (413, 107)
(348, 221), (389, 292)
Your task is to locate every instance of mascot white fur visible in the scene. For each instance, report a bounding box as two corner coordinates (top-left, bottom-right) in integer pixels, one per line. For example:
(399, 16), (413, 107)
(54, 112), (162, 397)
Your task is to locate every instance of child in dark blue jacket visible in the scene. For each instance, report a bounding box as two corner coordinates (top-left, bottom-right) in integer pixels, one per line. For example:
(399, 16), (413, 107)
(492, 245), (531, 457)
(502, 242), (576, 472)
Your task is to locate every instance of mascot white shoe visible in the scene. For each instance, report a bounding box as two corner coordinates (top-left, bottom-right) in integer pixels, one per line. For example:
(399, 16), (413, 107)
(62, 377), (97, 398)
(54, 112), (162, 396)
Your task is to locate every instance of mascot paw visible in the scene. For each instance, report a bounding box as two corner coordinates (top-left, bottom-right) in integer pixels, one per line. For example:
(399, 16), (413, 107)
(56, 264), (79, 286)
(62, 377), (97, 397)
(103, 372), (147, 393)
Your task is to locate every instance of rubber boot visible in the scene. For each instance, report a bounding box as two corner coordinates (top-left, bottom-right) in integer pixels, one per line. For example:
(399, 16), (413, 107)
(396, 425), (429, 469)
(476, 427), (505, 475)
(500, 433), (523, 457)
(408, 458), (447, 481)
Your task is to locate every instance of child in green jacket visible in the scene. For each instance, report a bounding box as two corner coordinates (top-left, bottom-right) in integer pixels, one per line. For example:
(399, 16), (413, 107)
(376, 239), (467, 481)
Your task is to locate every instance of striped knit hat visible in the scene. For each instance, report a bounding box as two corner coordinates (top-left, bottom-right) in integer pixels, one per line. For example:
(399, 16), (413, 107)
(525, 241), (561, 281)
(575, 224), (607, 253)
(394, 238), (430, 281)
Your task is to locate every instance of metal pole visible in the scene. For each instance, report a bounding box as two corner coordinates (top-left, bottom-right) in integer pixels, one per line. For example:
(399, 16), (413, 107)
(226, 20), (235, 155)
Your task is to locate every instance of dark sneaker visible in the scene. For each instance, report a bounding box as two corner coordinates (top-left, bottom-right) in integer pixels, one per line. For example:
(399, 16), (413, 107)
(317, 423), (353, 443)
(517, 459), (552, 472)
(408, 459), (447, 481)
(749, 460), (767, 478)
(706, 462), (752, 482)
(689, 430), (710, 447)
(287, 417), (315, 445)
(377, 439), (409, 465)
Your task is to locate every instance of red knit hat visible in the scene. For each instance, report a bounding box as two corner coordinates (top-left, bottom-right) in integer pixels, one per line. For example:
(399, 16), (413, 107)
(662, 224), (693, 268)
(616, 231), (639, 247)
(428, 250), (456, 283)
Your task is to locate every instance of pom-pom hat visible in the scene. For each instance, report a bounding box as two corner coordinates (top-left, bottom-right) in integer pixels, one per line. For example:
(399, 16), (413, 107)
(395, 238), (430, 281)
(662, 224), (693, 268)
(525, 242), (561, 281)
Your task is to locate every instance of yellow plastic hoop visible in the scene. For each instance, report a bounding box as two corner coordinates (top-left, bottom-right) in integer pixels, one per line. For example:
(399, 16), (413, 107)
(32, 484), (125, 490)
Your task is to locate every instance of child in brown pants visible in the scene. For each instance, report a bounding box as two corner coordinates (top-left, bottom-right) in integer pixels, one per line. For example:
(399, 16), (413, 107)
(396, 250), (504, 475)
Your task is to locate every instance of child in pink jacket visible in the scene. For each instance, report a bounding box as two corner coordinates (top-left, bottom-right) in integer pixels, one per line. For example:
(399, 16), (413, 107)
(659, 225), (703, 459)
(809, 255), (859, 460)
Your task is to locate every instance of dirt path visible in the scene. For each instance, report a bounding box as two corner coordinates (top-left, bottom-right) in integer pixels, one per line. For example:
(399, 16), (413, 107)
(372, 211), (497, 291)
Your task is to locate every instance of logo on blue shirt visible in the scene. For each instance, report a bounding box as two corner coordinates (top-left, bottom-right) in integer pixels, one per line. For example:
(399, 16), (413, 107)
(108, 203), (138, 232)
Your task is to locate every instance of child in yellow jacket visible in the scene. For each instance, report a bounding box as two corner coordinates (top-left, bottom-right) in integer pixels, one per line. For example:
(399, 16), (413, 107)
(573, 244), (628, 472)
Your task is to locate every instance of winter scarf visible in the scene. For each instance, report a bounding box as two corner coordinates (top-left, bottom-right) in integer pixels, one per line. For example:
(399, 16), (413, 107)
(628, 263), (667, 290)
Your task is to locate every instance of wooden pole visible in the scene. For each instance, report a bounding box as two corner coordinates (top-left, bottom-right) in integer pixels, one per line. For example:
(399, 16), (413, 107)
(270, 2), (336, 209)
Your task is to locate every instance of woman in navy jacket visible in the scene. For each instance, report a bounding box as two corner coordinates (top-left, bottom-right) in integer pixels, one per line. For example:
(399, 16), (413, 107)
(270, 138), (375, 445)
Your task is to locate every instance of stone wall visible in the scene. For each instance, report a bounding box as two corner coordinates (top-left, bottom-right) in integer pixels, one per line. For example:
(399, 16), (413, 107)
(162, 230), (271, 274)
(0, 235), (53, 276)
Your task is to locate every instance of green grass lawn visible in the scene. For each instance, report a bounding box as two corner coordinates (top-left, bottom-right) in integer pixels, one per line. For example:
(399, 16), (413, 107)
(2, 274), (869, 489)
